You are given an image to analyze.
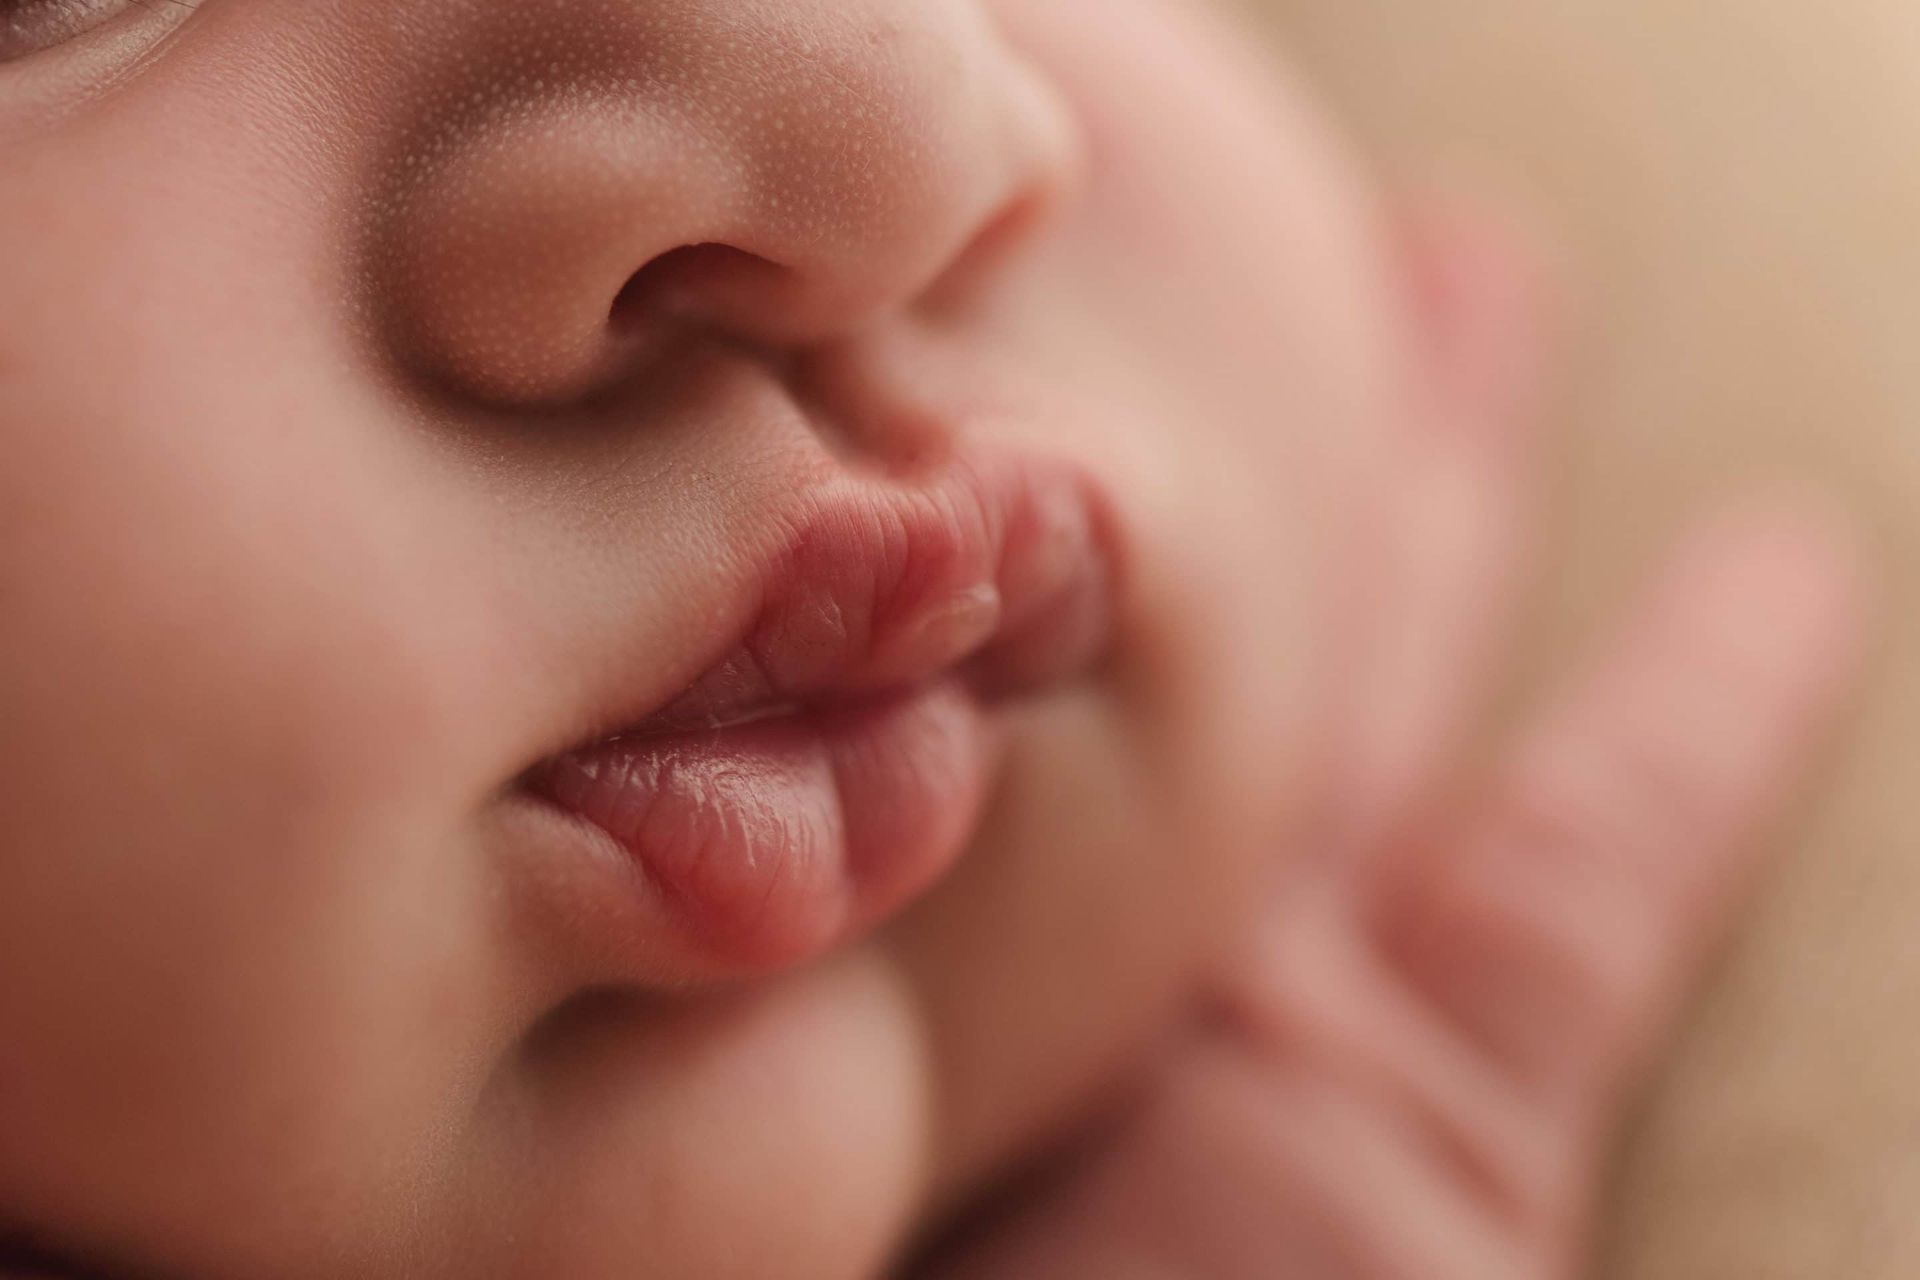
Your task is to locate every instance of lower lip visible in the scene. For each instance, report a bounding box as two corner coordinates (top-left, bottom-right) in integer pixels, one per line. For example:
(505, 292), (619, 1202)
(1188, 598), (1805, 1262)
(532, 680), (992, 971)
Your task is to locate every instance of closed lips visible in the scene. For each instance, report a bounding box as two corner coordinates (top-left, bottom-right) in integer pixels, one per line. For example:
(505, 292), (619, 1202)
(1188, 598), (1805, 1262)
(527, 450), (1120, 974)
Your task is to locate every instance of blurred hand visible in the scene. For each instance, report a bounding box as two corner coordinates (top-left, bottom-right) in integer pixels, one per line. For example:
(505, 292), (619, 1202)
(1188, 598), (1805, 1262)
(921, 200), (1870, 1279)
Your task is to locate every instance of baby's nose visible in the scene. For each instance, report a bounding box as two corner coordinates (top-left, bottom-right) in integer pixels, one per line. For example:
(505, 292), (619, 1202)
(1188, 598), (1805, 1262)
(373, 0), (1081, 407)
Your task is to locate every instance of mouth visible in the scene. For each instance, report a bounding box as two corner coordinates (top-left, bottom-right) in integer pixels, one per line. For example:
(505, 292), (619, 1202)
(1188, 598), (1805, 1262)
(522, 442), (1120, 976)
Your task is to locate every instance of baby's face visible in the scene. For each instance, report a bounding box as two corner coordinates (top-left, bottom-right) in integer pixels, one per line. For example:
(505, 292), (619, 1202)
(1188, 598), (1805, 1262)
(0, 1), (1424, 1275)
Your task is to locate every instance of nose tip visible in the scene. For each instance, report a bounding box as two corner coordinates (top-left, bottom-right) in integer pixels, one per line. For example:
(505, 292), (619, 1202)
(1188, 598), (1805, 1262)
(374, 1), (1082, 408)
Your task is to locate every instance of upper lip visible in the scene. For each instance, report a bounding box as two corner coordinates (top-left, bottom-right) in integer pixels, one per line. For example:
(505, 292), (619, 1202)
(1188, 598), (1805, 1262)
(534, 341), (1123, 761)
(612, 445), (1116, 743)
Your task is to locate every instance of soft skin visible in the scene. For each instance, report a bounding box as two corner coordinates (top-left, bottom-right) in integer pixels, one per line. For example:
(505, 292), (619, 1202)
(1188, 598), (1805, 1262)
(0, 1), (1779, 1277)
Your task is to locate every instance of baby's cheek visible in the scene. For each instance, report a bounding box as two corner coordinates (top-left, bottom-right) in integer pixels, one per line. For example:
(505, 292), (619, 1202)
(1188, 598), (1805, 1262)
(0, 239), (529, 1277)
(0, 543), (482, 1273)
(1008, 0), (1420, 835)
(884, 0), (1416, 1212)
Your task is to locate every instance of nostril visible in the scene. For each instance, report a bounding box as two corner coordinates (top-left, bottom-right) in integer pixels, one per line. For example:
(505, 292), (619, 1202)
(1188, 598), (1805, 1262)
(608, 243), (792, 339)
(608, 244), (708, 332)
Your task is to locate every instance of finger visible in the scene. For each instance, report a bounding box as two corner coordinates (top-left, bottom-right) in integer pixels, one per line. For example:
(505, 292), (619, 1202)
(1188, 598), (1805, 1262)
(1377, 504), (1872, 1111)
(1327, 191), (1556, 858)
(1217, 879), (1567, 1230)
(918, 1042), (1531, 1280)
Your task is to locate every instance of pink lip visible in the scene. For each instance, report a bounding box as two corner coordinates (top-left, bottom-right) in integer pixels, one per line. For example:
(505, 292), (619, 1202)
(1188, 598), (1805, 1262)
(528, 449), (1117, 973)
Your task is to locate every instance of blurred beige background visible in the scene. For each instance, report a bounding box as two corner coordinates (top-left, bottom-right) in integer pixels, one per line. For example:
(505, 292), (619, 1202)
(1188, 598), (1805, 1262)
(1231, 1), (1920, 1276)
